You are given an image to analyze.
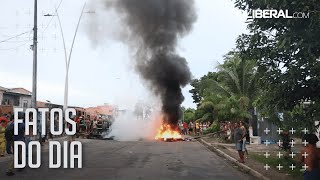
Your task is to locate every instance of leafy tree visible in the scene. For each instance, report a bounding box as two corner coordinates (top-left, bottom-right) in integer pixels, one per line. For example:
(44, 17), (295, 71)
(189, 72), (221, 106)
(183, 108), (195, 123)
(233, 0), (320, 131)
(190, 53), (258, 123)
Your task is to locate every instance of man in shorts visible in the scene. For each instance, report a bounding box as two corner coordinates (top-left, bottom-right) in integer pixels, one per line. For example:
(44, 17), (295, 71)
(234, 122), (245, 163)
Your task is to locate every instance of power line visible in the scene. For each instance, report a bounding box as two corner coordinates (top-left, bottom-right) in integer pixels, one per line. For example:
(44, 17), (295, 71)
(0, 30), (32, 44)
(0, 41), (31, 51)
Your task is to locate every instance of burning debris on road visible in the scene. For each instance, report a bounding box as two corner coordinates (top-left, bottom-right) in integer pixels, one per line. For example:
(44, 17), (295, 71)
(155, 123), (182, 141)
(101, 0), (197, 131)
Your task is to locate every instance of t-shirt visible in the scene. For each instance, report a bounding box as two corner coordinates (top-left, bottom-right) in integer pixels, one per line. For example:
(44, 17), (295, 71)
(234, 127), (243, 142)
(183, 122), (188, 129)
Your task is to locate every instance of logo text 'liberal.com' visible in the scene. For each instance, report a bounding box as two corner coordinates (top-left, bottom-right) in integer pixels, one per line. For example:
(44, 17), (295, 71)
(248, 9), (310, 19)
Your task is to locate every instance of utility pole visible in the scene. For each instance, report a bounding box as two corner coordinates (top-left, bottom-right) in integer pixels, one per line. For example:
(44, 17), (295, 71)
(31, 0), (38, 109)
(32, 0), (41, 144)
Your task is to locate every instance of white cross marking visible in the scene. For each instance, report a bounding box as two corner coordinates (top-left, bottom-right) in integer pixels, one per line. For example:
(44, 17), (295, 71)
(302, 128), (309, 134)
(277, 140), (282, 147)
(290, 139), (295, 147)
(302, 140), (309, 146)
(289, 164), (296, 170)
(277, 128), (283, 134)
(289, 128), (296, 134)
(289, 152), (296, 158)
(264, 152), (270, 158)
(302, 164), (308, 171)
(264, 140), (270, 146)
(277, 152), (283, 158)
(264, 164), (270, 170)
(302, 152), (308, 158)
(277, 164), (283, 170)
(264, 128), (270, 134)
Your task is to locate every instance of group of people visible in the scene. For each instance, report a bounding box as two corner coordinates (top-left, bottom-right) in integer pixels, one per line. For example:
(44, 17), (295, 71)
(77, 116), (110, 134)
(178, 121), (211, 136)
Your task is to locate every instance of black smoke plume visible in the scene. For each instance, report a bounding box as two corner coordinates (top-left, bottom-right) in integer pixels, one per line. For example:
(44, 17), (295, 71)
(106, 0), (197, 127)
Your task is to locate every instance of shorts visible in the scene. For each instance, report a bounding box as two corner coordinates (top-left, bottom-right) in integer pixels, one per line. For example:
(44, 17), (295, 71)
(236, 141), (243, 151)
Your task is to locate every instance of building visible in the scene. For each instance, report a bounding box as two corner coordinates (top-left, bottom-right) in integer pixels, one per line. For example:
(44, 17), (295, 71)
(86, 103), (118, 120)
(0, 86), (32, 109)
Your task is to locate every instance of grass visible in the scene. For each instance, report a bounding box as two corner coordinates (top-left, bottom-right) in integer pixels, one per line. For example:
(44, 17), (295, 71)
(249, 152), (303, 178)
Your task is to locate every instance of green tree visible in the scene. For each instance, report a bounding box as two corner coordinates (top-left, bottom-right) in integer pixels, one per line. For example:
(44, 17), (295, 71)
(183, 108), (195, 123)
(233, 0), (320, 130)
(190, 53), (258, 123)
(189, 72), (221, 106)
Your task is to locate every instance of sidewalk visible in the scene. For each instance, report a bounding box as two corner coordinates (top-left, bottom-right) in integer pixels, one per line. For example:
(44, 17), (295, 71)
(200, 137), (301, 180)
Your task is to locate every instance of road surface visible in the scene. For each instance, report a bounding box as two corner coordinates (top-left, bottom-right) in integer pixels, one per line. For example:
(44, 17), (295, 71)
(0, 138), (252, 180)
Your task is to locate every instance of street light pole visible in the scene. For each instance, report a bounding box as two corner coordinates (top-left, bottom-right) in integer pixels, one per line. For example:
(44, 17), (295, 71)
(64, 2), (86, 111)
(46, 2), (89, 111)
(31, 0), (38, 109)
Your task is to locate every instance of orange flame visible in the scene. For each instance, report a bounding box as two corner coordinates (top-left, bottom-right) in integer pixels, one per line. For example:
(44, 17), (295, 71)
(155, 124), (182, 141)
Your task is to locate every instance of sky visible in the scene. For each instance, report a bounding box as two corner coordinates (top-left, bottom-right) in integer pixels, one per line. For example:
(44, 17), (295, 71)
(0, 0), (248, 110)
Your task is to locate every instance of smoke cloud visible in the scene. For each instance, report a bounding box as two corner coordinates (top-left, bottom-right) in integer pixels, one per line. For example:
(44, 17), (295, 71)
(91, 0), (197, 127)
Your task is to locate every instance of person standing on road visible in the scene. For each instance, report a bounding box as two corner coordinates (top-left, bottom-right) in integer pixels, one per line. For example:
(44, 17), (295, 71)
(195, 121), (200, 136)
(300, 134), (320, 180)
(188, 121), (194, 135)
(234, 122), (245, 163)
(6, 113), (25, 176)
(0, 117), (8, 156)
(239, 121), (248, 158)
(183, 122), (188, 135)
(199, 122), (203, 136)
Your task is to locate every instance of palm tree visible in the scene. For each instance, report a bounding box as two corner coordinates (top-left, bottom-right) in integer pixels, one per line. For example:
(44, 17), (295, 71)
(199, 53), (258, 123)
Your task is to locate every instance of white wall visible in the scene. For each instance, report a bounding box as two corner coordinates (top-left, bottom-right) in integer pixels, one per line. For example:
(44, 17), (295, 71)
(0, 91), (4, 105)
(19, 95), (31, 108)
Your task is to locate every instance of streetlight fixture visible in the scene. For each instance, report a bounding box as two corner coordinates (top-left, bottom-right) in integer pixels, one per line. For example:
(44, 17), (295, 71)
(44, 3), (94, 112)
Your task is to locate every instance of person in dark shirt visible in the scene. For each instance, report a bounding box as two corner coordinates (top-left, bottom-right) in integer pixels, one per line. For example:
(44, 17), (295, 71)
(6, 112), (25, 176)
(234, 122), (245, 163)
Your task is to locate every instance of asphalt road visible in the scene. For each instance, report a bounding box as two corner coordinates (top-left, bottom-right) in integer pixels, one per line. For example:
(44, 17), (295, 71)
(0, 139), (252, 180)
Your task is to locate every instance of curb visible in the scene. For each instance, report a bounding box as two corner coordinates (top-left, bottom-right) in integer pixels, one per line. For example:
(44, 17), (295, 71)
(199, 138), (270, 180)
